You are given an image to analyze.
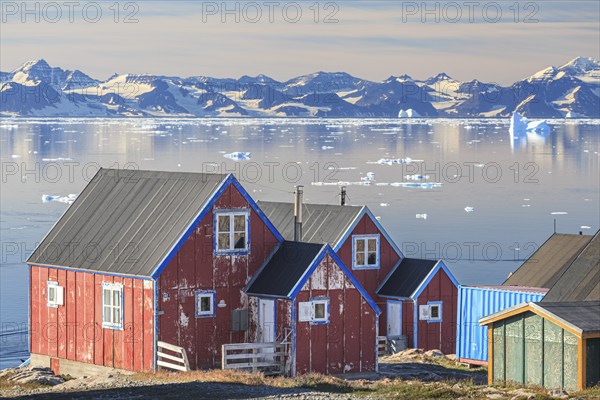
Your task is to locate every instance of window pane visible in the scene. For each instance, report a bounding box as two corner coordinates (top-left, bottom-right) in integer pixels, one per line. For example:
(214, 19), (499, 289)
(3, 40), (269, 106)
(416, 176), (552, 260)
(113, 307), (121, 324)
(367, 251), (377, 265)
(200, 296), (211, 312)
(113, 290), (120, 306)
(356, 252), (365, 266)
(356, 239), (365, 251)
(48, 287), (56, 302)
(233, 233), (246, 249)
(103, 289), (111, 306)
(218, 233), (230, 250)
(234, 215), (245, 231)
(431, 306), (439, 319)
(218, 215), (230, 232)
(103, 306), (111, 323)
(368, 239), (377, 251)
(314, 303), (325, 319)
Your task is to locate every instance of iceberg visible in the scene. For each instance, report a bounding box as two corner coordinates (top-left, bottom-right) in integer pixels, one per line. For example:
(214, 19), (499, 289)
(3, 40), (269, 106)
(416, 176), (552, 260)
(509, 112), (550, 136)
(223, 152), (251, 161)
(42, 194), (78, 205)
(464, 206), (475, 213)
(398, 109), (421, 118)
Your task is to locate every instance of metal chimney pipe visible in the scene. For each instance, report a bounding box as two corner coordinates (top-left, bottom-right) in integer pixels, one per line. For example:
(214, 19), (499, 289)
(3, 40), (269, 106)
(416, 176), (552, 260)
(340, 186), (347, 206)
(294, 185), (303, 242)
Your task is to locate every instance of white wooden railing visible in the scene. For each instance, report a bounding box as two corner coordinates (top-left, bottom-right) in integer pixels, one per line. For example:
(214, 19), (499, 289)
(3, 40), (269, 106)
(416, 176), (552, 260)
(222, 342), (285, 374)
(157, 341), (190, 372)
(378, 336), (388, 356)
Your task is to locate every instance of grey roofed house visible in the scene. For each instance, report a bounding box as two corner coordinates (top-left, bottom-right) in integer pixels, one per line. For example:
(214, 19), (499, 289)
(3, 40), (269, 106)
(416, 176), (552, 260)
(542, 230), (600, 302)
(503, 233), (593, 289)
(377, 258), (438, 298)
(257, 201), (363, 245)
(27, 168), (228, 277)
(480, 301), (600, 336)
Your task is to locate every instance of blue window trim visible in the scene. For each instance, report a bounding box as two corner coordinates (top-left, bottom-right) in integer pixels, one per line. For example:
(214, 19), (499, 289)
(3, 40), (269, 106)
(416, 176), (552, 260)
(213, 208), (251, 255)
(47, 281), (59, 308)
(352, 234), (380, 270)
(195, 290), (216, 318)
(309, 296), (330, 325)
(101, 282), (124, 330)
(427, 301), (443, 323)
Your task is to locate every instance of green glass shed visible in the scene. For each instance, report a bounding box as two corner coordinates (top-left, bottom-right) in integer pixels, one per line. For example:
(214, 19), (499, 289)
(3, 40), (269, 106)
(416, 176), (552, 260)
(480, 301), (600, 392)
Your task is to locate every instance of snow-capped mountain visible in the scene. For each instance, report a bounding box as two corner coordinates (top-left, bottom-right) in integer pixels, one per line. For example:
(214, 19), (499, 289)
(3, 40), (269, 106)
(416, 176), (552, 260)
(1, 57), (598, 118)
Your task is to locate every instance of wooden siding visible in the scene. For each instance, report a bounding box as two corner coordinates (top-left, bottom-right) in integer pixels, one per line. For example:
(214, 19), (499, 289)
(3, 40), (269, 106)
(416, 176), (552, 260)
(157, 184), (279, 370)
(293, 254), (377, 375)
(336, 214), (401, 335)
(414, 267), (458, 354)
(29, 266), (154, 372)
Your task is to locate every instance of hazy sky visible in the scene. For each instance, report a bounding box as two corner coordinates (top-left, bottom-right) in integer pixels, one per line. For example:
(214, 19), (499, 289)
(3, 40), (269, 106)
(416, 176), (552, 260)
(1, 1), (599, 84)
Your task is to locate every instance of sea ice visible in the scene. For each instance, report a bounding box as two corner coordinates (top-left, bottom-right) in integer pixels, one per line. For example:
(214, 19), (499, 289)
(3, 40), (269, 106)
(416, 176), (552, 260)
(464, 207), (475, 213)
(42, 194), (78, 205)
(223, 152), (251, 161)
(509, 112), (550, 136)
(416, 214), (428, 219)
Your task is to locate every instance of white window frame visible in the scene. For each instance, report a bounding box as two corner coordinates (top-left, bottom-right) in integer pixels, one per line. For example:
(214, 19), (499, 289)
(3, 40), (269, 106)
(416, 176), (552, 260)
(195, 290), (216, 318)
(428, 301), (442, 322)
(214, 210), (250, 254)
(352, 234), (380, 270)
(102, 283), (124, 330)
(312, 299), (330, 324)
(47, 281), (63, 308)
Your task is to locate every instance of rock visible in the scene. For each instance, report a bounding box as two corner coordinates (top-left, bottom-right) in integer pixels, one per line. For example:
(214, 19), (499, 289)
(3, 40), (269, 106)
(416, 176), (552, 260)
(486, 394), (505, 399)
(6, 366), (64, 386)
(509, 388), (536, 399)
(548, 389), (569, 399)
(424, 349), (444, 357)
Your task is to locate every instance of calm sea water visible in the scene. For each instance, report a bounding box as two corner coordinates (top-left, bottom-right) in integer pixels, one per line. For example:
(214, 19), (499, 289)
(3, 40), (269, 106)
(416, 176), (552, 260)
(1, 118), (599, 368)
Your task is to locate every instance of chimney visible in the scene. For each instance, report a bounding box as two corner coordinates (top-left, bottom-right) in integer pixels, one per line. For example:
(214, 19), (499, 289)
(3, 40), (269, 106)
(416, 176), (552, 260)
(294, 185), (303, 242)
(340, 186), (347, 206)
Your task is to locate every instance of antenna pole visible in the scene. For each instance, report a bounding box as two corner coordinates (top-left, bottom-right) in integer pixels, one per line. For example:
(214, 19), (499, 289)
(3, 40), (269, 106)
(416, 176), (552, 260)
(340, 186), (347, 206)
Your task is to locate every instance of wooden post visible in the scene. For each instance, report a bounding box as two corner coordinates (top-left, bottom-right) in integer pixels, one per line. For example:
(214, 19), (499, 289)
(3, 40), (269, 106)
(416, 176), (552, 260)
(294, 186), (303, 241)
(578, 337), (586, 391)
(252, 347), (258, 373)
(487, 323), (494, 385)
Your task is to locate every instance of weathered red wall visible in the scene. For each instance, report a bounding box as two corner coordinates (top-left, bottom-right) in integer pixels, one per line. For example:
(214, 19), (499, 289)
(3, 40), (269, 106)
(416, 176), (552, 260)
(336, 214), (401, 335)
(29, 265), (154, 372)
(294, 254), (377, 375)
(414, 267), (458, 354)
(157, 184), (279, 369)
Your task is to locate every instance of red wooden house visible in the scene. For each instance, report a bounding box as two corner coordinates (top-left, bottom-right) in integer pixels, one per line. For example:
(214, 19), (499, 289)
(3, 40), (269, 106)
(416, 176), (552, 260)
(377, 259), (459, 354)
(26, 169), (380, 376)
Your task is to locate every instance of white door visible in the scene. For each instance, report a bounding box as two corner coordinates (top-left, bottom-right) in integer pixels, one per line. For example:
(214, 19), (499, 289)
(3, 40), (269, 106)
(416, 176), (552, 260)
(387, 301), (402, 338)
(259, 299), (275, 343)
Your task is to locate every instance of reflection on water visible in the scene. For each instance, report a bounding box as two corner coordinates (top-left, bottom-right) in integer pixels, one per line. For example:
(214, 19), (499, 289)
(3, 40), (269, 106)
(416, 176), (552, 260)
(1, 118), (599, 367)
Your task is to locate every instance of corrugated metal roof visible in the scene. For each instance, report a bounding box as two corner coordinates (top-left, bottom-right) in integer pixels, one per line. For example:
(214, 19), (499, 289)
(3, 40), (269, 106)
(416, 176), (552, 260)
(27, 169), (227, 277)
(377, 258), (438, 298)
(257, 201), (362, 245)
(535, 301), (600, 334)
(245, 241), (325, 297)
(470, 285), (549, 295)
(543, 231), (600, 302)
(503, 233), (593, 289)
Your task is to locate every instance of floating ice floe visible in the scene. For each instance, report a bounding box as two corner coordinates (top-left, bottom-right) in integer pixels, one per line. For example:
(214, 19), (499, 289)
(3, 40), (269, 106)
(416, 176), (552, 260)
(398, 109), (421, 118)
(390, 182), (443, 189)
(373, 157), (423, 165)
(405, 174), (430, 181)
(41, 157), (74, 162)
(581, 226), (591, 229)
(464, 206), (475, 213)
(361, 172), (376, 183)
(42, 194), (78, 205)
(416, 213), (428, 220)
(550, 211), (568, 215)
(321, 146), (334, 150)
(510, 112), (551, 136)
(380, 203), (390, 207)
(223, 152), (251, 161)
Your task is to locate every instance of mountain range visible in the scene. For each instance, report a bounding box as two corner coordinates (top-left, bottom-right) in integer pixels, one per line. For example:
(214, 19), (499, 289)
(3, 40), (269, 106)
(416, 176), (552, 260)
(1, 57), (598, 118)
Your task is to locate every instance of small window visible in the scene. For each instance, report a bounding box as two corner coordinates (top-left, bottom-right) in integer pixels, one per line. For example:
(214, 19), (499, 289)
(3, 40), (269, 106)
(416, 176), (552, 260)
(353, 235), (380, 269)
(102, 283), (123, 330)
(195, 290), (215, 318)
(47, 281), (64, 307)
(299, 298), (330, 324)
(215, 210), (249, 253)
(419, 302), (442, 323)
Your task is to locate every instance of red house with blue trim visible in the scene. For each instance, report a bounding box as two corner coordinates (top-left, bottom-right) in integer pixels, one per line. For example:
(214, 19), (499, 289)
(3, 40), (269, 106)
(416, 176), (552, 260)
(26, 169), (381, 376)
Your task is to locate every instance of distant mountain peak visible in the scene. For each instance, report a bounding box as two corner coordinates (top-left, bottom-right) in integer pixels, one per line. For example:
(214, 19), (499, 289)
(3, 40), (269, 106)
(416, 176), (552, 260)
(14, 59), (51, 72)
(425, 72), (453, 84)
(559, 56), (600, 74)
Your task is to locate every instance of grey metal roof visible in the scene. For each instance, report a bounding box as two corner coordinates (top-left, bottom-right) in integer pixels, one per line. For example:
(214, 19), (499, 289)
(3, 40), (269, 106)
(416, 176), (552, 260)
(543, 231), (600, 302)
(257, 201), (363, 245)
(28, 169), (228, 277)
(503, 233), (593, 289)
(534, 301), (600, 334)
(245, 241), (325, 297)
(377, 258), (438, 299)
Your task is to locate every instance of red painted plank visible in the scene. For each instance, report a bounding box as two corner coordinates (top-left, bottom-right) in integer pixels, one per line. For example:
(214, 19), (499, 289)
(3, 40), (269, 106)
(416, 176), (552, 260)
(93, 274), (104, 366)
(57, 269), (67, 359)
(66, 270), (76, 360)
(30, 266), (40, 355)
(39, 267), (49, 357)
(103, 275), (114, 367)
(142, 280), (154, 373)
(48, 268), (58, 358)
(133, 279), (144, 372)
(123, 278), (133, 371)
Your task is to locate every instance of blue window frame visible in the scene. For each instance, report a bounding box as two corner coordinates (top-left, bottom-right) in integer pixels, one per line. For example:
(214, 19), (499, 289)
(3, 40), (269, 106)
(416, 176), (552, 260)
(195, 290), (216, 318)
(310, 297), (330, 325)
(427, 301), (443, 323)
(214, 209), (250, 254)
(102, 282), (124, 330)
(352, 234), (380, 270)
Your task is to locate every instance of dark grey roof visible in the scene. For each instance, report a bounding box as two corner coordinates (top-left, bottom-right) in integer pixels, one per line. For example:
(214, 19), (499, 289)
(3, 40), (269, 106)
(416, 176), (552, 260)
(535, 301), (600, 334)
(257, 201), (362, 245)
(245, 241), (324, 297)
(377, 258), (438, 298)
(28, 169), (227, 277)
(503, 233), (592, 288)
(543, 231), (600, 302)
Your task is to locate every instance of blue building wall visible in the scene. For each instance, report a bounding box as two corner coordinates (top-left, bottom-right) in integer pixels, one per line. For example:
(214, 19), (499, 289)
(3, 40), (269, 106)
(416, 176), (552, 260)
(456, 286), (545, 362)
